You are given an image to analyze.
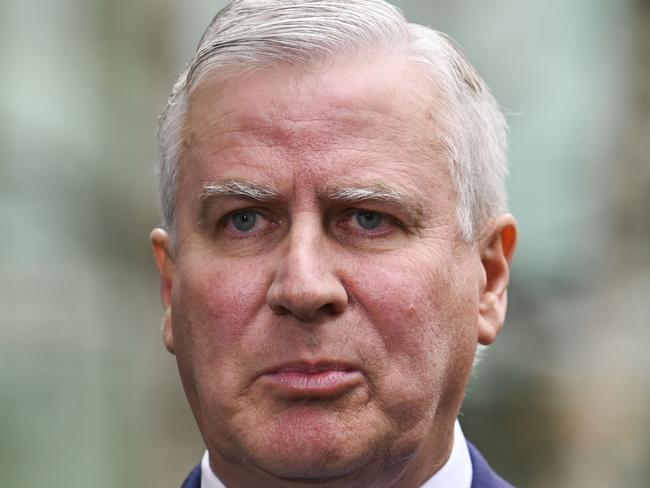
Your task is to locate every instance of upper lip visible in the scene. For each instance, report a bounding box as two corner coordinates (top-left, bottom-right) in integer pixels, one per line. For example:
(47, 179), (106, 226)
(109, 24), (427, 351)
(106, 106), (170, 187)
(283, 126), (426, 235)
(258, 360), (360, 377)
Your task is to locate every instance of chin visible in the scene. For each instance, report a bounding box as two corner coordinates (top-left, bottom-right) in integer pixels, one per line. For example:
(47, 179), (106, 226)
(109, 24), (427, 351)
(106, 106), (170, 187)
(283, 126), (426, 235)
(252, 451), (366, 482)
(236, 409), (381, 481)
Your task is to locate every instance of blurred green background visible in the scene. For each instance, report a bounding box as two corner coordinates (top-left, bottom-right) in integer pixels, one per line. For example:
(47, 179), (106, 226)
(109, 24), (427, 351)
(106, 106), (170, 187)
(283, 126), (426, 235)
(2, 0), (649, 486)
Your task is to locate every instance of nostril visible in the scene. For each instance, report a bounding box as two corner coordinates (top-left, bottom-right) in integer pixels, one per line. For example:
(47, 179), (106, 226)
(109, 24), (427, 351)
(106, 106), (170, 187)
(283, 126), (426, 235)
(270, 303), (289, 316)
(320, 302), (341, 315)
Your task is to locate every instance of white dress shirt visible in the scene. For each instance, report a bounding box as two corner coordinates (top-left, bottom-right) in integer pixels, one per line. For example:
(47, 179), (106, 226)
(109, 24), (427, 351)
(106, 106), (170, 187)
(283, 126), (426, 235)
(201, 420), (472, 488)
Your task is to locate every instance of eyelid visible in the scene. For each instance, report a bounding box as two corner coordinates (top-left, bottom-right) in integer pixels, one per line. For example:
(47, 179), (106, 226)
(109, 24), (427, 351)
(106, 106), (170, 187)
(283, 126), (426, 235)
(337, 208), (402, 235)
(346, 203), (424, 235)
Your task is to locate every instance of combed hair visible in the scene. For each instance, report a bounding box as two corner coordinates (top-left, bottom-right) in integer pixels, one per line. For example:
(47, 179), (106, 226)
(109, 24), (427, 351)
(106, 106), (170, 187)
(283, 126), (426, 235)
(156, 0), (509, 242)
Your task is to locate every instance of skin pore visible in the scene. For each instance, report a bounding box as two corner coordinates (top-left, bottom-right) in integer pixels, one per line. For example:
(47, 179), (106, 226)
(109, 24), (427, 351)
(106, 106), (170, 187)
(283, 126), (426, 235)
(151, 55), (516, 488)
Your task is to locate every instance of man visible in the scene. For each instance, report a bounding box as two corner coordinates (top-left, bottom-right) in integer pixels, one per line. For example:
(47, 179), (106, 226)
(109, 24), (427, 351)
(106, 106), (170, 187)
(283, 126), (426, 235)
(150, 1), (517, 487)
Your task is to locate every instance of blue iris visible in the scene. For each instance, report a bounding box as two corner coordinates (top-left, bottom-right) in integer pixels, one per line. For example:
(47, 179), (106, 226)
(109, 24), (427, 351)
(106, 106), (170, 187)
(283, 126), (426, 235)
(231, 211), (257, 232)
(356, 211), (382, 230)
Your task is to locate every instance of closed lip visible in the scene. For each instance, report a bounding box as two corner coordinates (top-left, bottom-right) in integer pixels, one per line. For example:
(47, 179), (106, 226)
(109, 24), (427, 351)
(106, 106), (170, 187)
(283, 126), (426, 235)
(256, 360), (365, 399)
(258, 360), (360, 376)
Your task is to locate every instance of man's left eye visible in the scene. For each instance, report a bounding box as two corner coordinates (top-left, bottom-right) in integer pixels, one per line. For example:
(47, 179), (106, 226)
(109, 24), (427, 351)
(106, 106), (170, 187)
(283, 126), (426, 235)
(355, 210), (383, 230)
(337, 209), (400, 238)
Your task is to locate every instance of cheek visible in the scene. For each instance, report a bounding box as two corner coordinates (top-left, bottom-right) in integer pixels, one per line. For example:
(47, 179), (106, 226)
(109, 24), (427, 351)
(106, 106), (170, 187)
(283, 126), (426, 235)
(346, 256), (438, 339)
(170, 253), (275, 433)
(172, 253), (271, 354)
(343, 251), (479, 371)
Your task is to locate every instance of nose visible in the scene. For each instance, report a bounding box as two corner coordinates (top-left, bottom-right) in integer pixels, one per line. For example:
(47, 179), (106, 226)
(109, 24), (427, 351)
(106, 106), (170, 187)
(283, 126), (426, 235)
(266, 217), (348, 321)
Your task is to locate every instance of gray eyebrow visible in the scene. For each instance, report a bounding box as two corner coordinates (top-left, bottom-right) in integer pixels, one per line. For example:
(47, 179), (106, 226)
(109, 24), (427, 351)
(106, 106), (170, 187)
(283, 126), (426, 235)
(201, 180), (282, 201)
(325, 184), (425, 223)
(198, 179), (282, 225)
(327, 185), (403, 204)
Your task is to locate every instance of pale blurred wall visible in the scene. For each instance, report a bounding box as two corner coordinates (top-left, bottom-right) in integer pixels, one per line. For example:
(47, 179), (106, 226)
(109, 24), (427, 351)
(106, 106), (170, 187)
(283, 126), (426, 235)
(1, 0), (648, 487)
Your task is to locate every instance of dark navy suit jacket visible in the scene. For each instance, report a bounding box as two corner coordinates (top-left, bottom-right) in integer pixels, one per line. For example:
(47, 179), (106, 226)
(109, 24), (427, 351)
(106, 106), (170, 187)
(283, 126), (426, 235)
(180, 442), (514, 487)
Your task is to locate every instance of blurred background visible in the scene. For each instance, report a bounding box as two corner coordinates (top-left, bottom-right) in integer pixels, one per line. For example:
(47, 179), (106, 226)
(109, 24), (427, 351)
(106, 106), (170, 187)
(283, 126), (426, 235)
(1, 0), (648, 486)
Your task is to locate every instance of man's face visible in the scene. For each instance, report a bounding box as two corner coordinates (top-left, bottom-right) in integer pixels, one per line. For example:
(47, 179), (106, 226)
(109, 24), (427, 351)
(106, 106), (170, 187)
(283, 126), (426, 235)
(152, 57), (513, 485)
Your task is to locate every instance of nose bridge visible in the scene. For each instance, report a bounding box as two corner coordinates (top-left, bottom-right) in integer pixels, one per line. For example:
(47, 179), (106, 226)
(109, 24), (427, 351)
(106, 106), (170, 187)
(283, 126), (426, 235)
(285, 213), (326, 279)
(267, 211), (347, 320)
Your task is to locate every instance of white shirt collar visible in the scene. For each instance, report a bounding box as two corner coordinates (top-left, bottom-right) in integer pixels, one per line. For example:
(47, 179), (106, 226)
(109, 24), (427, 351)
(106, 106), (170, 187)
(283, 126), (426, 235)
(200, 449), (225, 488)
(420, 421), (473, 488)
(201, 420), (472, 488)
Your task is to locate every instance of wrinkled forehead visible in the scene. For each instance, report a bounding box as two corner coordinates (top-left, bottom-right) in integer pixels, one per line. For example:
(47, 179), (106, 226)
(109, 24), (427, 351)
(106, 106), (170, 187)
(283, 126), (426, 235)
(183, 55), (440, 148)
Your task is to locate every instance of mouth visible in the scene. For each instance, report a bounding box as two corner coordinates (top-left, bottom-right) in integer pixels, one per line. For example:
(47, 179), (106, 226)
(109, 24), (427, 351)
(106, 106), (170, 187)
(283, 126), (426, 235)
(257, 361), (365, 400)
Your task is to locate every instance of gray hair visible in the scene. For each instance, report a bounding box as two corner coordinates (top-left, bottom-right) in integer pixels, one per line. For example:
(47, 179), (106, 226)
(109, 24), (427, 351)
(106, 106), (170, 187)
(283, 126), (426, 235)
(156, 0), (509, 242)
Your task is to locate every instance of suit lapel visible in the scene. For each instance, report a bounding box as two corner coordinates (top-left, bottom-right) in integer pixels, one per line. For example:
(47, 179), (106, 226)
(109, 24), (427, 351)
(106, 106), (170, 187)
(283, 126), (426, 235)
(467, 442), (515, 488)
(180, 464), (201, 488)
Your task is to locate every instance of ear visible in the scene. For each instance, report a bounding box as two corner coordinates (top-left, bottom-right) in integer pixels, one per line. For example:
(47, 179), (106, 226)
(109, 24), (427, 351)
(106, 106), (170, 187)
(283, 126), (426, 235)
(150, 228), (176, 354)
(477, 214), (517, 345)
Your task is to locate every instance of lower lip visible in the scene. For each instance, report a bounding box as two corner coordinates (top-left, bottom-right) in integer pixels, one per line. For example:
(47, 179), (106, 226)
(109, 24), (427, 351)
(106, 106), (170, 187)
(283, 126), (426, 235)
(259, 370), (363, 399)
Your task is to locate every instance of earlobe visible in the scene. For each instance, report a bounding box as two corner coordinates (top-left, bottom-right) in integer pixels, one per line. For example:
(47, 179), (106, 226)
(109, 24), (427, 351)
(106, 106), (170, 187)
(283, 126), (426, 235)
(150, 228), (176, 354)
(477, 214), (517, 345)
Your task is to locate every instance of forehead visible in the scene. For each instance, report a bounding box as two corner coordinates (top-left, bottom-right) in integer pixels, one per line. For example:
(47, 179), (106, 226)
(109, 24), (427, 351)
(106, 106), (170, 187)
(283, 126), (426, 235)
(189, 56), (432, 123)
(180, 56), (452, 203)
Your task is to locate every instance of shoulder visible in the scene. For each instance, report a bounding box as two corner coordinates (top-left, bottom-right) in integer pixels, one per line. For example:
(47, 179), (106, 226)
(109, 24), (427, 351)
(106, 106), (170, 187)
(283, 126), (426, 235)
(467, 441), (515, 488)
(180, 464), (201, 488)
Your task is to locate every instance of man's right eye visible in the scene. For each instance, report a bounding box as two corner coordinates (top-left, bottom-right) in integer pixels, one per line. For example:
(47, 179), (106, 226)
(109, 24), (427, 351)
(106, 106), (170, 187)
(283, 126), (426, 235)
(219, 209), (279, 239)
(230, 210), (257, 232)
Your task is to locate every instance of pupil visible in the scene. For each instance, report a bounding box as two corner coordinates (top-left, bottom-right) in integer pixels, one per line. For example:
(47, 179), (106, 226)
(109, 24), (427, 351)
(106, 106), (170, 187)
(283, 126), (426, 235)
(232, 211), (256, 231)
(357, 211), (381, 230)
